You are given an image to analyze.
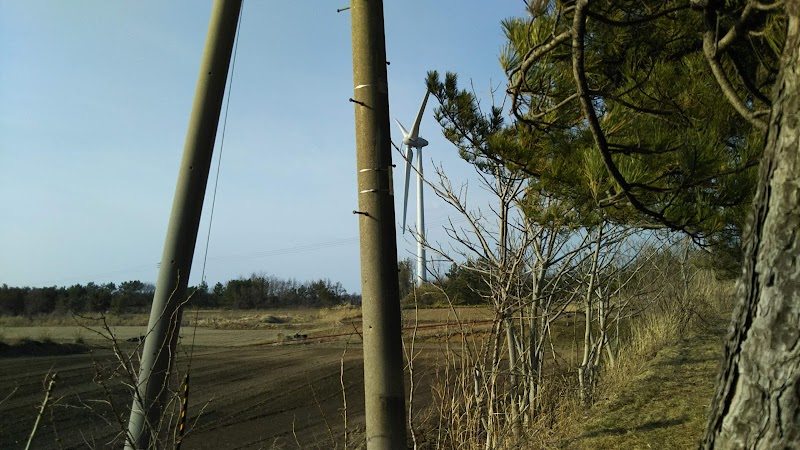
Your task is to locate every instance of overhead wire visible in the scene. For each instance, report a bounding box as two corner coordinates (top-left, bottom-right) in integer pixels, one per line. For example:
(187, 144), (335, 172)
(34, 263), (158, 286)
(29, 216), (466, 287)
(208, 237), (359, 262)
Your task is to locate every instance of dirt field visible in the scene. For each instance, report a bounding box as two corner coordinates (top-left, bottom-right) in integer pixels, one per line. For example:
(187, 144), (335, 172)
(0, 343), (369, 449)
(0, 307), (483, 449)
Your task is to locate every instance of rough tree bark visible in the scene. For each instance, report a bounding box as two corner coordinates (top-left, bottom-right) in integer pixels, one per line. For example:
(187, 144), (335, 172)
(702, 2), (800, 447)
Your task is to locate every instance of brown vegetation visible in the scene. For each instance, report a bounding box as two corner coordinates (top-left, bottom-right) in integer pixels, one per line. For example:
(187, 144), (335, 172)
(0, 260), (733, 449)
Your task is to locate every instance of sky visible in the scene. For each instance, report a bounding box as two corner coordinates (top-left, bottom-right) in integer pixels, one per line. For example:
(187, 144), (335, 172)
(0, 1), (525, 294)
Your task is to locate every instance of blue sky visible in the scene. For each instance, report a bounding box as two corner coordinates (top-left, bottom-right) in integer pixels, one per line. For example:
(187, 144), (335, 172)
(0, 1), (524, 293)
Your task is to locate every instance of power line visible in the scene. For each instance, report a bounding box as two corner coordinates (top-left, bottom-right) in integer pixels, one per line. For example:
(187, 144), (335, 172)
(206, 217), (466, 262)
(183, 6), (246, 443)
(198, 0), (243, 284)
(208, 237), (359, 262)
(26, 216), (468, 286)
(32, 264), (158, 286)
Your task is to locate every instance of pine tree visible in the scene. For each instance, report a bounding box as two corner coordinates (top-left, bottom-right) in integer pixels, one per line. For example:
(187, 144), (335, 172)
(428, 0), (785, 249)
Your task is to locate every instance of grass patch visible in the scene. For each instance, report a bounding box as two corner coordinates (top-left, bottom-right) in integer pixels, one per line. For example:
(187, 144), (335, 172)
(38, 328), (54, 343)
(72, 328), (86, 344)
(560, 325), (726, 449)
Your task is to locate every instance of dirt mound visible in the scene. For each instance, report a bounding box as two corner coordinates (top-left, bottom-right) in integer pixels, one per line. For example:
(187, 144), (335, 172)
(0, 339), (89, 358)
(262, 315), (287, 324)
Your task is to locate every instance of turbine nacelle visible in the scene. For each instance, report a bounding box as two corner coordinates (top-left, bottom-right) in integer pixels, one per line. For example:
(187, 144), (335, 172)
(395, 120), (429, 149)
(402, 135), (428, 148)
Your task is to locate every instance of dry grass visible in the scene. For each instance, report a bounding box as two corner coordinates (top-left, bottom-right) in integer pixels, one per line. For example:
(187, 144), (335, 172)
(316, 304), (363, 325)
(0, 306), (487, 348)
(191, 311), (295, 329)
(405, 269), (735, 450)
(0, 313), (151, 327)
(36, 328), (54, 343)
(186, 305), (363, 330)
(1, 276), (735, 450)
(550, 272), (735, 449)
(559, 328), (726, 449)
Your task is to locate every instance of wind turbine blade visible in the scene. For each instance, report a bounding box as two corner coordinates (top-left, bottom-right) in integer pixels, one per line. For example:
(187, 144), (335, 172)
(395, 119), (409, 139)
(409, 90), (430, 140)
(402, 146), (414, 233)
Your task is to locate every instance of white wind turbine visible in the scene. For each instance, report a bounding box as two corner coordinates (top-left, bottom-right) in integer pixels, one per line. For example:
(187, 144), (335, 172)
(396, 90), (430, 285)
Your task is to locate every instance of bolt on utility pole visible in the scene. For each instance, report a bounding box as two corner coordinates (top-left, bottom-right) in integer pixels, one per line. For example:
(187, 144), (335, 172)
(125, 1), (241, 448)
(349, 0), (408, 448)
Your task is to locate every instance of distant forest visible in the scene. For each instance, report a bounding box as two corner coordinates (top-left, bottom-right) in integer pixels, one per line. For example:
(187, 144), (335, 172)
(0, 257), (494, 317)
(0, 274), (362, 316)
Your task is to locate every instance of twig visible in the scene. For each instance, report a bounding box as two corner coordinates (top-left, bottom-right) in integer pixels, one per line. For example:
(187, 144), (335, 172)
(291, 414), (301, 449)
(308, 375), (337, 447)
(0, 386), (18, 405)
(25, 371), (57, 450)
(340, 341), (349, 450)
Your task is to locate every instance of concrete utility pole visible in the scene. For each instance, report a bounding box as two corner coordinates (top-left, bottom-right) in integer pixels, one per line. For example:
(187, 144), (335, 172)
(125, 1), (241, 448)
(349, 0), (408, 448)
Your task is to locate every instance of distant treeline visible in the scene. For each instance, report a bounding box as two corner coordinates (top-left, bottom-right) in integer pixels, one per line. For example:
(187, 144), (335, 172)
(0, 257), (500, 317)
(0, 274), (360, 316)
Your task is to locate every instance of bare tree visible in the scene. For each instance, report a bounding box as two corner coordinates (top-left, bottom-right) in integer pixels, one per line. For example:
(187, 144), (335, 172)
(412, 155), (596, 447)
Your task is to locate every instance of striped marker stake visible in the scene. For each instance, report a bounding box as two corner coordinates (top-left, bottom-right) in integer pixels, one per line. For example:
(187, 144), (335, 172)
(176, 373), (190, 449)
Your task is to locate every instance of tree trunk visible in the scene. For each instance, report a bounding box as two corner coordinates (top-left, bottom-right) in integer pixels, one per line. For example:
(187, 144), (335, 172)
(702, 4), (800, 447)
(579, 224), (603, 404)
(504, 315), (522, 439)
(527, 284), (541, 418)
(485, 318), (503, 450)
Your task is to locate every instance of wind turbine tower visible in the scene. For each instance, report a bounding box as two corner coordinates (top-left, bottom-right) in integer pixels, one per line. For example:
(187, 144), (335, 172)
(396, 91), (430, 285)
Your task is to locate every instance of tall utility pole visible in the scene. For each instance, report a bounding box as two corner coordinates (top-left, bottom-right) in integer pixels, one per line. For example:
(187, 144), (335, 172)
(349, 0), (408, 448)
(125, 1), (242, 448)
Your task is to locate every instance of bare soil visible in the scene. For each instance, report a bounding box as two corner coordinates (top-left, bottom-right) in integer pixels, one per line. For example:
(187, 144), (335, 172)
(0, 340), (373, 449)
(0, 307), (471, 449)
(0, 308), (726, 450)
